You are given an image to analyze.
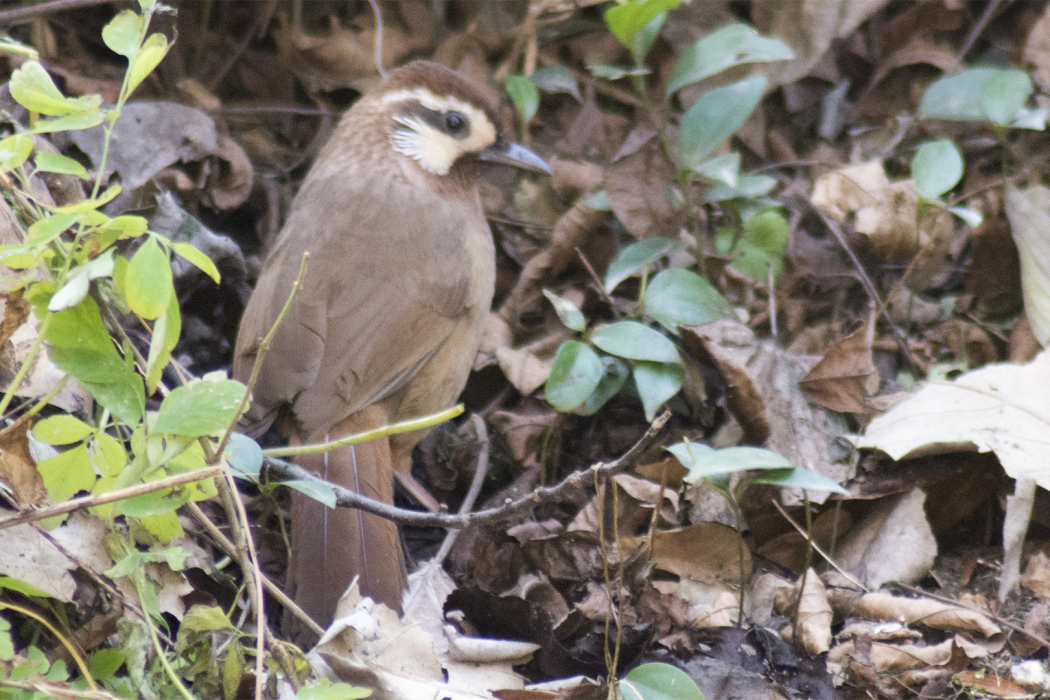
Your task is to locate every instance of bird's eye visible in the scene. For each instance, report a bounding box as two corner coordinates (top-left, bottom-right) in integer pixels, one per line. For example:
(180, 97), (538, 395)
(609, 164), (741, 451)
(444, 111), (467, 135)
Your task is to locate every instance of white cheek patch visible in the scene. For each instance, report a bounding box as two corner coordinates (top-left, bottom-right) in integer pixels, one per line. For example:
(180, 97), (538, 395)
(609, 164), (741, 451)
(383, 88), (497, 175)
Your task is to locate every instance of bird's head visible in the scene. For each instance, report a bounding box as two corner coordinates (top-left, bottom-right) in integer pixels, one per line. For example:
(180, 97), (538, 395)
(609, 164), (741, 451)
(370, 61), (550, 180)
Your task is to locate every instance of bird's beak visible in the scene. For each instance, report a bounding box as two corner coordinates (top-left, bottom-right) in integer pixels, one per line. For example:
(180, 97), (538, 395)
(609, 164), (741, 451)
(478, 140), (552, 175)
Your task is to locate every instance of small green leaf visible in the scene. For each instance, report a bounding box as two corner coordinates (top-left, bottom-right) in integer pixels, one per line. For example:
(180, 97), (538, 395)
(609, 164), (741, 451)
(0, 134), (33, 171)
(171, 241), (221, 283)
(226, 433), (264, 479)
(605, 237), (684, 293)
(126, 236), (173, 320)
(0, 576), (51, 599)
(48, 250), (115, 312)
(949, 205), (983, 227)
(621, 662), (705, 700)
(119, 489), (190, 518)
(591, 321), (679, 362)
(912, 139), (963, 199)
(37, 445), (96, 502)
(52, 183), (121, 213)
(34, 415), (94, 445)
(30, 110), (107, 134)
(632, 10), (667, 61)
(693, 152), (740, 186)
(505, 74), (540, 124)
(680, 445), (792, 482)
(745, 467), (849, 494)
(583, 189), (612, 210)
(284, 479), (337, 508)
(127, 33), (169, 96)
(145, 291), (180, 393)
(667, 24), (794, 95)
(182, 605), (233, 633)
(102, 10), (143, 58)
(644, 268), (729, 333)
(531, 65), (580, 101)
(9, 62), (102, 116)
(633, 361), (683, 421)
(90, 433), (128, 477)
(89, 649), (125, 680)
(545, 340), (604, 412)
(579, 356), (629, 415)
(679, 74), (766, 171)
(745, 210), (790, 256)
(588, 64), (648, 80)
(25, 213), (80, 249)
(919, 67), (1032, 125)
(604, 0), (681, 49)
(153, 380), (247, 437)
(33, 151), (89, 178)
(704, 173), (777, 202)
(543, 289), (586, 331)
(296, 681), (374, 700)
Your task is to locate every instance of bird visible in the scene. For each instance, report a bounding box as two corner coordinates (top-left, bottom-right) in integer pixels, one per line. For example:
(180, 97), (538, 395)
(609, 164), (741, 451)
(232, 60), (550, 635)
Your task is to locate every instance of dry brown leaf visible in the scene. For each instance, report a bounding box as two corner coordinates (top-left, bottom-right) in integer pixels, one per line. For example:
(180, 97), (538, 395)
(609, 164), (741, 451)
(955, 669), (1037, 699)
(836, 488), (937, 589)
(852, 592), (1001, 638)
(0, 524), (76, 601)
(688, 590), (738, 628)
(792, 570), (833, 654)
(0, 420), (47, 509)
(1021, 551), (1050, 601)
(495, 346), (552, 396)
(1024, 1), (1050, 93)
(800, 314), (877, 413)
(605, 127), (683, 239)
(204, 134), (255, 210)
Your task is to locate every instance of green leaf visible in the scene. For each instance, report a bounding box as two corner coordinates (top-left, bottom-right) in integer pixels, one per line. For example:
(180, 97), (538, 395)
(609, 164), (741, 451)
(604, 0), (681, 49)
(48, 249), (115, 312)
(119, 489), (190, 518)
(543, 289), (586, 331)
(226, 433), (264, 479)
(33, 151), (89, 178)
(182, 605), (233, 632)
(692, 152), (740, 186)
(667, 24), (794, 95)
(171, 241), (221, 283)
(605, 237), (684, 293)
(284, 479), (337, 508)
(745, 467), (848, 494)
(633, 361), (683, 421)
(25, 213), (80, 249)
(621, 662), (705, 700)
(127, 33), (169, 97)
(679, 74), (766, 171)
(145, 291), (180, 393)
(745, 209), (790, 257)
(505, 74), (540, 124)
(591, 321), (679, 362)
(44, 296), (145, 425)
(545, 340), (604, 412)
(89, 649), (126, 680)
(102, 10), (143, 58)
(704, 173), (777, 202)
(949, 205), (983, 227)
(0, 576), (51, 599)
(583, 189), (612, 210)
(37, 445), (96, 502)
(30, 110), (106, 134)
(52, 183), (121, 213)
(588, 64), (648, 80)
(34, 415), (94, 445)
(9, 62), (102, 116)
(153, 380), (247, 437)
(531, 65), (580, 101)
(912, 139), (963, 199)
(90, 433), (128, 477)
(296, 681), (374, 700)
(632, 10), (667, 61)
(0, 134), (33, 171)
(678, 445), (792, 482)
(644, 268), (729, 333)
(126, 236), (173, 320)
(919, 67), (1033, 125)
(579, 355), (629, 415)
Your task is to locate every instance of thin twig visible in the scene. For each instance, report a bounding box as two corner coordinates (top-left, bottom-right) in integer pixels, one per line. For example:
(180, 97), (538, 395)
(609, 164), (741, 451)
(957, 0), (1003, 61)
(219, 252), (308, 459)
(264, 411), (670, 529)
(814, 208), (921, 371)
(0, 0), (112, 25)
(186, 501), (325, 637)
(430, 414), (491, 567)
(770, 499), (868, 592)
(367, 0), (386, 77)
(575, 247), (617, 310)
(263, 404), (463, 458)
(0, 466), (224, 531)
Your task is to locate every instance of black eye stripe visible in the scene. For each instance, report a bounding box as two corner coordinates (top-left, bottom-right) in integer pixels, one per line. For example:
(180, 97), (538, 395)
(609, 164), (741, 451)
(396, 102), (470, 139)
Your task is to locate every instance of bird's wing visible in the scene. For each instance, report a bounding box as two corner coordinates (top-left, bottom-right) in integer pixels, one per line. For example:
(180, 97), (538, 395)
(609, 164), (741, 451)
(233, 172), (476, 437)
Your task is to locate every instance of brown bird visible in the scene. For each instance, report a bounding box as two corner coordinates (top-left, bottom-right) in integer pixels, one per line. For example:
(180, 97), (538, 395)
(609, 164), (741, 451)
(233, 61), (549, 633)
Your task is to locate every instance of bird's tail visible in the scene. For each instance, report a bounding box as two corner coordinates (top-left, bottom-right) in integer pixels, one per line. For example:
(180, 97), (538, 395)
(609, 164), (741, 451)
(285, 407), (407, 637)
